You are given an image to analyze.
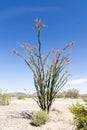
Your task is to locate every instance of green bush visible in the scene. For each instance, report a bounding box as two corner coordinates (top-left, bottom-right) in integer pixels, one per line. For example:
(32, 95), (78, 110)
(32, 110), (49, 126)
(17, 95), (25, 100)
(55, 93), (64, 98)
(82, 96), (87, 104)
(0, 93), (11, 105)
(69, 102), (87, 130)
(65, 89), (79, 98)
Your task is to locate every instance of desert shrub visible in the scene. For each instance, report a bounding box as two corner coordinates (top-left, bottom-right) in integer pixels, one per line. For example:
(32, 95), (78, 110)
(55, 93), (64, 98)
(0, 93), (11, 105)
(32, 110), (49, 126)
(65, 89), (79, 98)
(27, 95), (37, 99)
(69, 102), (87, 130)
(82, 96), (87, 104)
(17, 95), (25, 100)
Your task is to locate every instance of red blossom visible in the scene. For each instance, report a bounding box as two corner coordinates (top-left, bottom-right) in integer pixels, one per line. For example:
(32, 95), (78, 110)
(62, 56), (70, 64)
(34, 18), (39, 23)
(42, 23), (46, 27)
(29, 50), (32, 55)
(69, 42), (74, 46)
(56, 51), (61, 55)
(64, 57), (70, 64)
(12, 49), (18, 54)
(66, 59), (70, 64)
(34, 24), (40, 29)
(66, 70), (69, 73)
(51, 48), (55, 53)
(66, 70), (72, 77)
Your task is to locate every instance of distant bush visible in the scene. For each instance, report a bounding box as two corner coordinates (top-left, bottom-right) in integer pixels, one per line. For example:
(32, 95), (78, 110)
(55, 93), (64, 98)
(27, 95), (37, 99)
(32, 110), (49, 126)
(69, 102), (87, 130)
(65, 89), (79, 98)
(0, 93), (11, 105)
(17, 95), (25, 100)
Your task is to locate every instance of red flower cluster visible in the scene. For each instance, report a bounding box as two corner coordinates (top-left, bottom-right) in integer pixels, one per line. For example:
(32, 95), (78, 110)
(63, 56), (70, 64)
(66, 58), (70, 64)
(66, 70), (72, 77)
(34, 18), (46, 30)
(34, 18), (39, 23)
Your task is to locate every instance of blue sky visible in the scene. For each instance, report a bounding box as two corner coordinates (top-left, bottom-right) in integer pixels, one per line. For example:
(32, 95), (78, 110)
(0, 0), (87, 94)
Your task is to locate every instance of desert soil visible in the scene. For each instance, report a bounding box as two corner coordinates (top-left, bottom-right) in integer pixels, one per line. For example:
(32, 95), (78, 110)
(0, 98), (85, 130)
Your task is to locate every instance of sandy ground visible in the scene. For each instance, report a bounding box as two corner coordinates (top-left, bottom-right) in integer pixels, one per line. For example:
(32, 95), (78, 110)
(0, 98), (85, 130)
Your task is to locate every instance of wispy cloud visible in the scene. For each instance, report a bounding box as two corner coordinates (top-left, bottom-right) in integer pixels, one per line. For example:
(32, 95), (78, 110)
(0, 6), (61, 21)
(68, 78), (87, 85)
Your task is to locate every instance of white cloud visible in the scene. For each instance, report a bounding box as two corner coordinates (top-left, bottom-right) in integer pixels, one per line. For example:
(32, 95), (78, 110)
(68, 78), (87, 85)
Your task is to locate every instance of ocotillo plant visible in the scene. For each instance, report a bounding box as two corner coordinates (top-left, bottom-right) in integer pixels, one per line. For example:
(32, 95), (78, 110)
(12, 18), (74, 113)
